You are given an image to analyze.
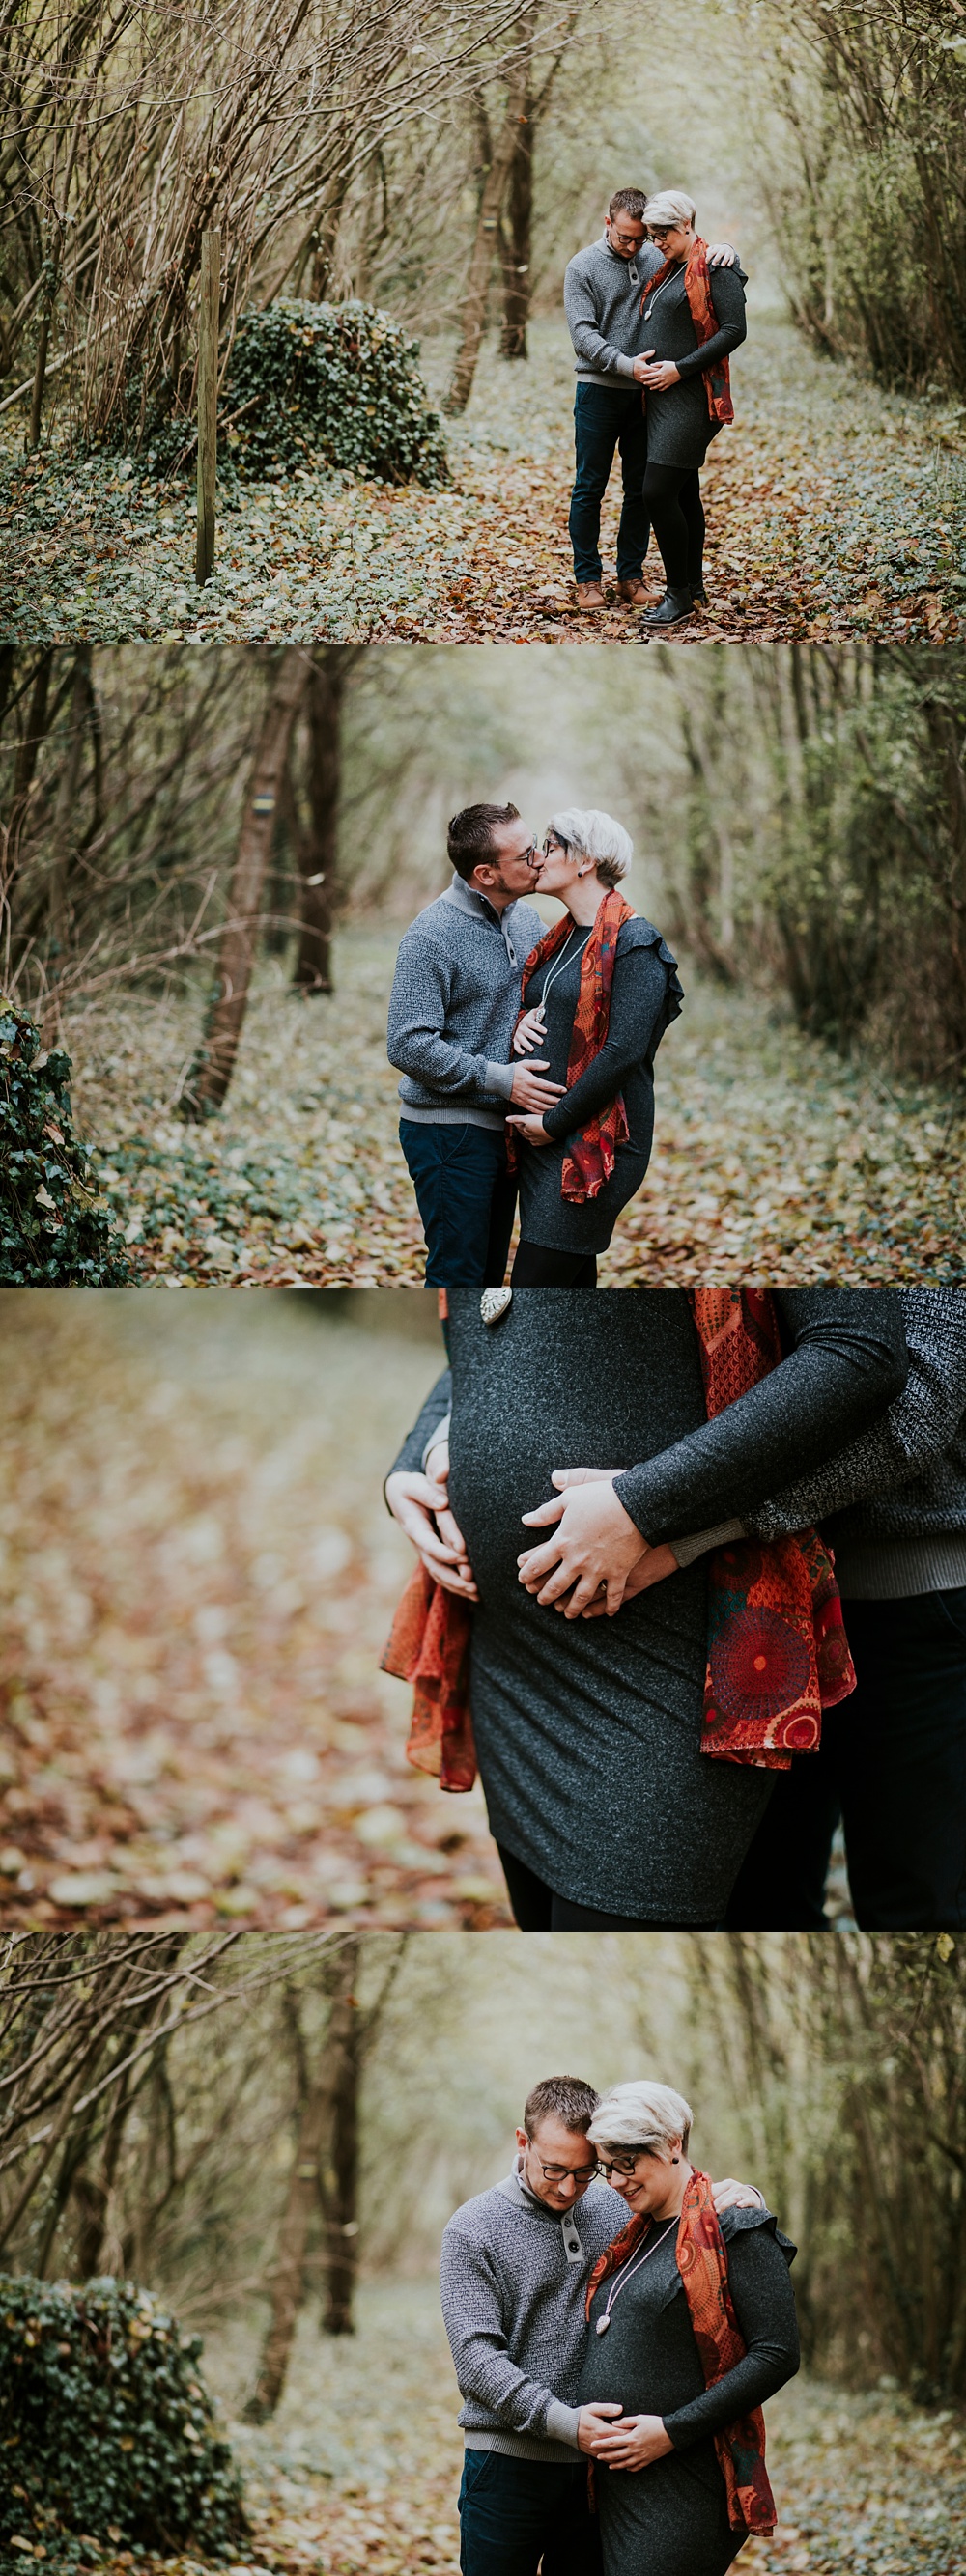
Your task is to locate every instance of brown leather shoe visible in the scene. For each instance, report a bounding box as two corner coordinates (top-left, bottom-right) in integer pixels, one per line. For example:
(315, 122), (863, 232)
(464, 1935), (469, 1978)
(575, 580), (605, 610)
(617, 578), (648, 605)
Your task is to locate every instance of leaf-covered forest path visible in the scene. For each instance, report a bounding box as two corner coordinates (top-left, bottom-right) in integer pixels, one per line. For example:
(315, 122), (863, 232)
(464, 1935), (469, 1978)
(5, 314), (965, 647)
(65, 932), (964, 1286)
(109, 2283), (966, 2576)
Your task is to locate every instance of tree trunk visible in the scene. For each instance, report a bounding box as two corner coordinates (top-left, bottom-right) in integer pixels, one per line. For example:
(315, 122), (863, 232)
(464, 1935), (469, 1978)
(498, 80), (533, 359)
(246, 1945), (358, 2420)
(181, 647), (307, 1117)
(292, 650), (348, 994)
(323, 1941), (361, 2335)
(45, 648), (91, 946)
(444, 14), (538, 415)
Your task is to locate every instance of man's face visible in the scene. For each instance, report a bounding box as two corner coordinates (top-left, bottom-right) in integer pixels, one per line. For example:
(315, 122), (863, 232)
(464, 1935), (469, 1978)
(515, 2115), (599, 2211)
(606, 210), (645, 262)
(470, 819), (543, 905)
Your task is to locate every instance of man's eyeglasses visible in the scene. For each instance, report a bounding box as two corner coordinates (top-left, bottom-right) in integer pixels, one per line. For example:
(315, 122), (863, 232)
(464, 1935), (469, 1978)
(535, 2160), (600, 2185)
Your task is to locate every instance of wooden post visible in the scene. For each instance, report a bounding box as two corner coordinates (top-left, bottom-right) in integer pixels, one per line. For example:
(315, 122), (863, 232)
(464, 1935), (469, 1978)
(195, 228), (220, 584)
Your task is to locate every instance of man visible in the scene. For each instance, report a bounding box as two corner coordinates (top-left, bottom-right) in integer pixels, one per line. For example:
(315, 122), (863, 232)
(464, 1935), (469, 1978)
(563, 189), (739, 612)
(724, 1286), (966, 1930)
(386, 803), (559, 1287)
(440, 2073), (765, 2576)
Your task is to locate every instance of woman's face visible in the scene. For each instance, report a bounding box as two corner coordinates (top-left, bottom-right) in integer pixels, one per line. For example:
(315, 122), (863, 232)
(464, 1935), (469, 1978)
(536, 830), (582, 895)
(598, 2137), (686, 2216)
(648, 220), (694, 263)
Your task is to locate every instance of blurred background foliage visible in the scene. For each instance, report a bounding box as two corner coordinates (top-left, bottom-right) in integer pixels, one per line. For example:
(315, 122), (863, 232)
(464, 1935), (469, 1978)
(0, 1929), (963, 2413)
(2, 642), (964, 1097)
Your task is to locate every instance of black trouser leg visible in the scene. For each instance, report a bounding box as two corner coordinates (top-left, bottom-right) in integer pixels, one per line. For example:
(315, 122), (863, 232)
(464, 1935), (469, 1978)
(641, 462), (695, 591)
(679, 468), (705, 590)
(510, 1242), (598, 1286)
(497, 1844), (554, 1930)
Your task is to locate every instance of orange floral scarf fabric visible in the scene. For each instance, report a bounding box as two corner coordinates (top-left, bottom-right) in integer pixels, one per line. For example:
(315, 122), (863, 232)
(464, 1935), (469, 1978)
(384, 1287), (854, 1788)
(504, 887), (635, 1204)
(689, 1289), (855, 1770)
(641, 236), (734, 428)
(584, 2169), (778, 2538)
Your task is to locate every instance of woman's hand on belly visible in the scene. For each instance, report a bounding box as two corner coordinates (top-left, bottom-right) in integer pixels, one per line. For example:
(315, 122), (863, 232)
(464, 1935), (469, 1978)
(506, 1109), (553, 1144)
(588, 2414), (674, 2473)
(517, 1470), (651, 1616)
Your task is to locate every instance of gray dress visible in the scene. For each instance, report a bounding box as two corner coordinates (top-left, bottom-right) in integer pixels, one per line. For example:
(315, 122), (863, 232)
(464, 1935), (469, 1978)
(639, 264), (747, 468)
(389, 1289), (908, 1920)
(579, 2205), (799, 2576)
(516, 918), (682, 1258)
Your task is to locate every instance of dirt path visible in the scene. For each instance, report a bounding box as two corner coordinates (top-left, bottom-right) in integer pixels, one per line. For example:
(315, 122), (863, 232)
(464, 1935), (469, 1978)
(202, 2283), (966, 2576)
(4, 314), (965, 646)
(63, 933), (965, 1286)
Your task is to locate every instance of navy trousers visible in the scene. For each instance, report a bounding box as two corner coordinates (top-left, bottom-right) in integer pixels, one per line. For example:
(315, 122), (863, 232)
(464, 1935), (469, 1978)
(724, 1589), (966, 1930)
(569, 383), (649, 583)
(458, 2451), (600, 2576)
(400, 1120), (517, 1287)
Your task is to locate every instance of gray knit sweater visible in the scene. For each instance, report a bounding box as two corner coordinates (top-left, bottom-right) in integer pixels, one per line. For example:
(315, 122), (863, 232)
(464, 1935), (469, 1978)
(386, 877), (545, 1131)
(674, 1290), (966, 1598)
(440, 2164), (628, 2461)
(563, 235), (666, 385)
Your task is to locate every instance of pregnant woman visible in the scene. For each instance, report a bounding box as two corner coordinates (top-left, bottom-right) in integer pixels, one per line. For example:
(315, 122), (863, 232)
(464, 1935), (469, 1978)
(580, 2079), (799, 2576)
(384, 1289), (907, 1929)
(506, 810), (682, 1287)
(632, 190), (747, 630)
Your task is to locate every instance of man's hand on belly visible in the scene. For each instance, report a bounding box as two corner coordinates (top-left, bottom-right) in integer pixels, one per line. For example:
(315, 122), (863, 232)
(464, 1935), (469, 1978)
(578, 2403), (624, 2455)
(517, 1470), (652, 1617)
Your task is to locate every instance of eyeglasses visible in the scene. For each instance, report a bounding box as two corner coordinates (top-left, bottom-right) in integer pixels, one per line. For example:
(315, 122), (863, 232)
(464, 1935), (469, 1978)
(596, 2151), (653, 2179)
(541, 833), (570, 856)
(534, 2160), (600, 2185)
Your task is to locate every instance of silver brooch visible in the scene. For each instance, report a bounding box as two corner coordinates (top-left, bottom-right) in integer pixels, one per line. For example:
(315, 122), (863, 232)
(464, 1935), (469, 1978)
(480, 1288), (512, 1326)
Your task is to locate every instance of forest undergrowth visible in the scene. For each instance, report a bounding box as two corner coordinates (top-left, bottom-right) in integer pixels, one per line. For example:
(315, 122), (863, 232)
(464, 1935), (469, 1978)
(4, 316), (965, 648)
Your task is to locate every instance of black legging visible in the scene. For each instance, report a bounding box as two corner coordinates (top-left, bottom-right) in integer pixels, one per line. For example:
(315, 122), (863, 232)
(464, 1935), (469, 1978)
(641, 462), (705, 594)
(497, 1844), (724, 1932)
(510, 1242), (598, 1286)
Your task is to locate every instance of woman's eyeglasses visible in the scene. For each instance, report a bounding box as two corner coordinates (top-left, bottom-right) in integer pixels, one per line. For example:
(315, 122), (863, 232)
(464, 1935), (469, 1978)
(541, 833), (570, 856)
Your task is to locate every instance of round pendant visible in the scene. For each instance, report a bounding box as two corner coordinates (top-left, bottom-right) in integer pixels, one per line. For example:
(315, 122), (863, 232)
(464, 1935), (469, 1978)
(595, 2314), (611, 2336)
(480, 1288), (512, 1326)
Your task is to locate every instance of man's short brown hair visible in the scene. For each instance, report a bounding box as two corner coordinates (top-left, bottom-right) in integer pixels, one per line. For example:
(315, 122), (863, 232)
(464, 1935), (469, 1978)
(523, 2075), (600, 2138)
(608, 188), (647, 222)
(447, 802), (522, 882)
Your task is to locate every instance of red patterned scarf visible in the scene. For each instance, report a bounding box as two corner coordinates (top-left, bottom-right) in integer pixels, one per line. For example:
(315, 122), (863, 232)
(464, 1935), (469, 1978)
(584, 2169), (777, 2538)
(384, 1287), (854, 1787)
(641, 237), (734, 429)
(505, 887), (635, 1204)
(689, 1289), (855, 1769)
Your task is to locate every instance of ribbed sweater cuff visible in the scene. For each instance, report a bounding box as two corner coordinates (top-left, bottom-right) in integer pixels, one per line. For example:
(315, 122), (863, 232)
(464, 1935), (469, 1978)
(544, 2399), (582, 2448)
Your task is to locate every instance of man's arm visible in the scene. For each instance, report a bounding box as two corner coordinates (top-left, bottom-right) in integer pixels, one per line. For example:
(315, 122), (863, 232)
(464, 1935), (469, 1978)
(387, 934), (515, 1103)
(563, 257), (636, 378)
(745, 1288), (966, 1541)
(440, 2224), (582, 2448)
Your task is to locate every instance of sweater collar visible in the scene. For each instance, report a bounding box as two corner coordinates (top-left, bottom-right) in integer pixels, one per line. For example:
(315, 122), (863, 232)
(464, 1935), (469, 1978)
(498, 2154), (572, 2219)
(442, 871), (527, 967)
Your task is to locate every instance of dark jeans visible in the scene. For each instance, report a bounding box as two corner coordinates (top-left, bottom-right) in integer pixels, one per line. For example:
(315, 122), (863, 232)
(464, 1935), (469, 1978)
(724, 1589), (966, 1931)
(641, 462), (705, 593)
(458, 2450), (600, 2576)
(400, 1119), (517, 1287)
(569, 382), (649, 582)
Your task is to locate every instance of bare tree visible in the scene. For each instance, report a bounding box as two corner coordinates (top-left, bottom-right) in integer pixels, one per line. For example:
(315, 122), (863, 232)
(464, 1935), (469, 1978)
(180, 647), (308, 1116)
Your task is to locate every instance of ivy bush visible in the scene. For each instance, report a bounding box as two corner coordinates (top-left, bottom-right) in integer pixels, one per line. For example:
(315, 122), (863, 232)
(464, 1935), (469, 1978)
(146, 299), (449, 488)
(0, 1001), (129, 1284)
(0, 2275), (248, 2562)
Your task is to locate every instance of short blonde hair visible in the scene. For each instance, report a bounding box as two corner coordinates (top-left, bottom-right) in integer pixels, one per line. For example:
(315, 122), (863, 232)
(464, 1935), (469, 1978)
(587, 2079), (694, 2157)
(642, 190), (696, 232)
(549, 807), (632, 891)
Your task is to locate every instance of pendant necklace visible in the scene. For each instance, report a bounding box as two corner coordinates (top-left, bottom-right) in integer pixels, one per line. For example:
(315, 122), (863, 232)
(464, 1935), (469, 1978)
(595, 2217), (678, 2335)
(526, 925), (589, 1038)
(481, 1288), (513, 1325)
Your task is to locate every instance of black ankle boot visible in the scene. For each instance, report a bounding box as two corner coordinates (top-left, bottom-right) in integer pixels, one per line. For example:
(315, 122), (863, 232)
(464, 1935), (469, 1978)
(643, 587), (693, 629)
(691, 584), (708, 607)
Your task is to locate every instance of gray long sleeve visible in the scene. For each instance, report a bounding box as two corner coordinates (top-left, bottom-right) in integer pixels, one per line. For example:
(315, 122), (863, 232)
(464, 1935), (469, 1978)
(613, 1291), (908, 1546)
(388, 1367), (452, 1488)
(673, 263), (747, 382)
(440, 2223), (578, 2447)
(663, 2218), (799, 2450)
(563, 258), (639, 378)
(387, 938), (515, 1104)
(745, 1287), (965, 1540)
(540, 943), (672, 1141)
